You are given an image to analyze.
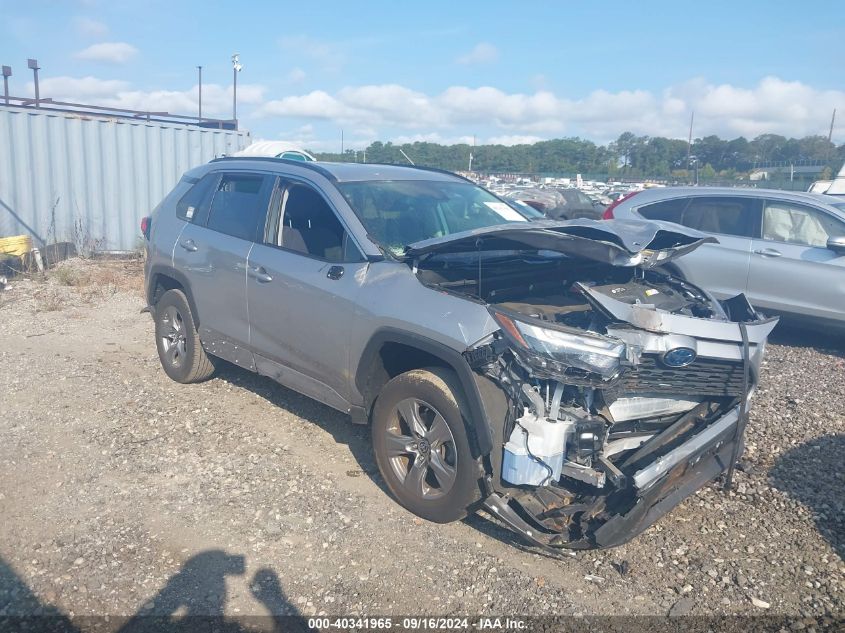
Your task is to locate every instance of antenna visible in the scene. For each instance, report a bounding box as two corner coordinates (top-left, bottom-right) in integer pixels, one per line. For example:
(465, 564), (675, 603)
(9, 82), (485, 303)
(197, 65), (202, 121)
(829, 108), (837, 143)
(399, 148), (415, 165)
(686, 110), (695, 183)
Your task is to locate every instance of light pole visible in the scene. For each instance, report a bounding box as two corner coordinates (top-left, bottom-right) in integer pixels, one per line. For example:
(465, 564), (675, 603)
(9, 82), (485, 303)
(2, 66), (11, 105)
(197, 65), (202, 122)
(27, 58), (40, 107)
(231, 54), (242, 126)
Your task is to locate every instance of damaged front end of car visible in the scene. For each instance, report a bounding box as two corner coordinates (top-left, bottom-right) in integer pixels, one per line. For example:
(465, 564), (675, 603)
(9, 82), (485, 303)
(407, 219), (778, 550)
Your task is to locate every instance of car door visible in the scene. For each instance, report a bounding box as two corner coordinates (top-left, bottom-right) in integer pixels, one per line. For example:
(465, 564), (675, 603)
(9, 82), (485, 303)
(746, 199), (845, 322)
(637, 195), (760, 299)
(247, 178), (368, 411)
(173, 170), (273, 370)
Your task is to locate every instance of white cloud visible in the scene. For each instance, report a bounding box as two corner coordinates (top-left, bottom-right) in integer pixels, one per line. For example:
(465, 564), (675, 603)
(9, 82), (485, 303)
(257, 77), (845, 143)
(75, 42), (138, 64)
(287, 67), (307, 83)
(35, 76), (131, 99)
(26, 74), (845, 145)
(486, 135), (545, 146)
(31, 76), (265, 118)
(456, 42), (499, 65)
(391, 133), (475, 145)
(73, 17), (108, 38)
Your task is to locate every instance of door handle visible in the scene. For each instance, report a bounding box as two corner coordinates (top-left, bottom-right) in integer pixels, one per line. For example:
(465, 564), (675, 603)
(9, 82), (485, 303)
(179, 239), (198, 252)
(327, 265), (345, 280)
(248, 266), (273, 283)
(753, 248), (782, 257)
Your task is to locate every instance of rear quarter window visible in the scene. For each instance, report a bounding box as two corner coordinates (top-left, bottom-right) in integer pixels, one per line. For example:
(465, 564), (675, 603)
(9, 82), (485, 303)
(176, 174), (217, 222)
(638, 198), (689, 222)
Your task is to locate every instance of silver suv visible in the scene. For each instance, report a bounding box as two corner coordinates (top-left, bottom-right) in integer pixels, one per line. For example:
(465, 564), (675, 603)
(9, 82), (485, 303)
(142, 159), (776, 551)
(605, 187), (845, 330)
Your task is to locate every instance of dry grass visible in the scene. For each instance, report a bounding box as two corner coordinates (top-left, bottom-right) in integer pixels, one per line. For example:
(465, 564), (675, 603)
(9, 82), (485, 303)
(50, 258), (144, 297)
(89, 259), (145, 299)
(54, 266), (88, 287)
(23, 258), (147, 310)
(34, 288), (65, 312)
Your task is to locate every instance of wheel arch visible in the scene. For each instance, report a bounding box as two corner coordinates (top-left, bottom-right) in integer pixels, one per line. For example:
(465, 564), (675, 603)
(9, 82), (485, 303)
(355, 328), (495, 458)
(147, 265), (201, 325)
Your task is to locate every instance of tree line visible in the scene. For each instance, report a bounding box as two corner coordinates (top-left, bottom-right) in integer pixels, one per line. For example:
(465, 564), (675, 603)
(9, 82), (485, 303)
(313, 133), (845, 181)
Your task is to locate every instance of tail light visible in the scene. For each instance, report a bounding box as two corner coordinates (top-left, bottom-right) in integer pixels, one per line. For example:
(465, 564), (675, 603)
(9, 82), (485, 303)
(601, 190), (641, 220)
(140, 216), (151, 239)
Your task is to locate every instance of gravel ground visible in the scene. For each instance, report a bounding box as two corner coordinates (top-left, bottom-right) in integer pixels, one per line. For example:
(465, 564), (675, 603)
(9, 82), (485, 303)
(0, 259), (842, 627)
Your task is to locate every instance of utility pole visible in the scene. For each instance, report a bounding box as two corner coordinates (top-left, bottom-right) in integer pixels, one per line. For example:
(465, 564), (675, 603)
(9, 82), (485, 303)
(341, 129), (344, 156)
(27, 58), (40, 108)
(686, 110), (695, 182)
(197, 66), (203, 121)
(231, 54), (242, 125)
(1, 66), (11, 105)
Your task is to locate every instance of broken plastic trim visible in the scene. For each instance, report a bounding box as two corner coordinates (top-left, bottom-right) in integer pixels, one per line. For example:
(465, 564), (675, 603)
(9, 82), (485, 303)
(484, 402), (743, 550)
(482, 494), (572, 556)
(577, 283), (779, 342)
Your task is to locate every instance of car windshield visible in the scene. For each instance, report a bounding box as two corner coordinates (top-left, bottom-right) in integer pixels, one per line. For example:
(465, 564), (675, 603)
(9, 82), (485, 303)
(338, 180), (527, 255)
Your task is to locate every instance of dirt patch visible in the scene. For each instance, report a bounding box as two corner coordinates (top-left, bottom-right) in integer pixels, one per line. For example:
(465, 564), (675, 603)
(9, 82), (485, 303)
(0, 259), (842, 625)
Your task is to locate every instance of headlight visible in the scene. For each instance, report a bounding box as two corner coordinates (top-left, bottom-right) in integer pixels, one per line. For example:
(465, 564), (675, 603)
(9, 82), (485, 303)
(493, 311), (625, 379)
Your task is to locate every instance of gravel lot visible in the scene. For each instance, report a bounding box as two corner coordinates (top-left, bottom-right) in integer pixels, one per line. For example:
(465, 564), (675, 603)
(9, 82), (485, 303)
(0, 259), (842, 627)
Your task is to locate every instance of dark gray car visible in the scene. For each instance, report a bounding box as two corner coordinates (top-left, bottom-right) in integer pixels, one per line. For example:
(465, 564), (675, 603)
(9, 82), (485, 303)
(606, 186), (845, 330)
(142, 159), (776, 551)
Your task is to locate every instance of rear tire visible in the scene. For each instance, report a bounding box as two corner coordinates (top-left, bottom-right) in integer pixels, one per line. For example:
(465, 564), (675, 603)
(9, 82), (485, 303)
(371, 368), (483, 523)
(154, 289), (216, 383)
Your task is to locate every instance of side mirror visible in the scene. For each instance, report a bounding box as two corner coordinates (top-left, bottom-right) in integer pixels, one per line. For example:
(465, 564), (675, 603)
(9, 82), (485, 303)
(827, 235), (845, 254)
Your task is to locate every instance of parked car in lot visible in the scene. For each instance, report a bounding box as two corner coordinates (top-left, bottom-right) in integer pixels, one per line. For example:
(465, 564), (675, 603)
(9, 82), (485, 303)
(604, 187), (845, 331)
(142, 159), (775, 550)
(504, 188), (602, 220)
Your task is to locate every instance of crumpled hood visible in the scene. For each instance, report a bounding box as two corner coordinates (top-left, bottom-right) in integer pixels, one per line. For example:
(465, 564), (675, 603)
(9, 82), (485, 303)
(404, 218), (717, 268)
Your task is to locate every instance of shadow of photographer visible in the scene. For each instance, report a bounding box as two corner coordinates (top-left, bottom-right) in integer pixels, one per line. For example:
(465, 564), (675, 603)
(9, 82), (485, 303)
(0, 550), (309, 632)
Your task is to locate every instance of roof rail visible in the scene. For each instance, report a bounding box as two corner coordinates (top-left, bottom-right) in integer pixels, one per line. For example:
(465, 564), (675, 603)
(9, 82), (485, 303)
(349, 161), (472, 183)
(209, 156), (338, 181)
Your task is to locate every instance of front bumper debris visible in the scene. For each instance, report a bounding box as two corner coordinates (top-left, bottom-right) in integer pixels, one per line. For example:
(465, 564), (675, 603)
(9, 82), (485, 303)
(483, 402), (743, 552)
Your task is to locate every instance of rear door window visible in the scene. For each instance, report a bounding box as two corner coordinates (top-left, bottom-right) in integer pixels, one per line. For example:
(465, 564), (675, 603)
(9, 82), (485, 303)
(762, 201), (845, 247)
(205, 173), (272, 242)
(680, 197), (757, 237)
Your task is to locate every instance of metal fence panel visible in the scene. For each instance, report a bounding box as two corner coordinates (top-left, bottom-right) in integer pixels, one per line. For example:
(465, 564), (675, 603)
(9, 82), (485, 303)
(0, 106), (250, 251)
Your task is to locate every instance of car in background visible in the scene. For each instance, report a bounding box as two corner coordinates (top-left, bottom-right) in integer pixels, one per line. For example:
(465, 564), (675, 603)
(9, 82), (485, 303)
(234, 141), (316, 162)
(808, 162), (845, 197)
(605, 187), (845, 330)
(505, 197), (547, 220)
(505, 188), (603, 220)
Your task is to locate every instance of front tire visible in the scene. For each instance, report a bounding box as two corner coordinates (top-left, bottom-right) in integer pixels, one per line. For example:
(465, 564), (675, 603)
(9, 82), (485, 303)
(154, 289), (216, 383)
(371, 368), (483, 523)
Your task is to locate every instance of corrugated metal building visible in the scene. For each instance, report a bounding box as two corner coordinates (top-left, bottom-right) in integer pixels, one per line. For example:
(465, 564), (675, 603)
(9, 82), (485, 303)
(0, 105), (250, 251)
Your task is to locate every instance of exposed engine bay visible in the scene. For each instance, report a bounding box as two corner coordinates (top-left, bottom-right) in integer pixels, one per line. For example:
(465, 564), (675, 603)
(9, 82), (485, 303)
(414, 246), (777, 550)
